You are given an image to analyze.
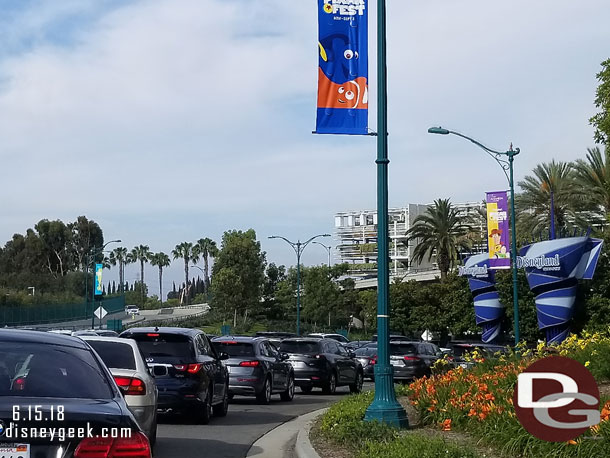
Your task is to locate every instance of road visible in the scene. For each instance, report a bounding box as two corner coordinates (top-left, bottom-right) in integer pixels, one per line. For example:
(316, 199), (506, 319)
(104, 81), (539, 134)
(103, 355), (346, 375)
(154, 382), (373, 458)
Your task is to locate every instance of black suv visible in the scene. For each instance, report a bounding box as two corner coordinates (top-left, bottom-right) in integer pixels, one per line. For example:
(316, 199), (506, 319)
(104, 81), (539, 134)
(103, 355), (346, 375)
(120, 327), (229, 424)
(279, 338), (363, 394)
(212, 336), (295, 404)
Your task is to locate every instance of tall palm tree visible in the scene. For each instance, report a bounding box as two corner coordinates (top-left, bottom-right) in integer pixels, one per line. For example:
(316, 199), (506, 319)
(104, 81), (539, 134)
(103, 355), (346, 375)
(131, 245), (151, 305)
(573, 146), (610, 221)
(149, 252), (171, 305)
(517, 160), (582, 237)
(405, 198), (472, 281)
(108, 247), (129, 292)
(172, 242), (197, 304)
(194, 238), (219, 293)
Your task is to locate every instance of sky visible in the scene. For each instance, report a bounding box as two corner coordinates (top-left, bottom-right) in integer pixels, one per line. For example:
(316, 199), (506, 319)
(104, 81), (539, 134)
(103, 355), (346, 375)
(1, 0), (608, 299)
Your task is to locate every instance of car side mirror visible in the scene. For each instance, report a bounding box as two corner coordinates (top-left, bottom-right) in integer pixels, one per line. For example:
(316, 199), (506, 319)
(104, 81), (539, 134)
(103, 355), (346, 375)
(218, 352), (230, 361)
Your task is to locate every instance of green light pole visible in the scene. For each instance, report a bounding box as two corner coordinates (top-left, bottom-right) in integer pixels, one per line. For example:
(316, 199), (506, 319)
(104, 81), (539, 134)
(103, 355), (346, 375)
(428, 126), (521, 344)
(86, 239), (121, 329)
(364, 0), (409, 427)
(268, 234), (330, 336)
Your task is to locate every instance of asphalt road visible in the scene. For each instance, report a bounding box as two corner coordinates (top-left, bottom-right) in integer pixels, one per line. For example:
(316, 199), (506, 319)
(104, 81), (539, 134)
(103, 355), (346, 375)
(154, 382), (373, 458)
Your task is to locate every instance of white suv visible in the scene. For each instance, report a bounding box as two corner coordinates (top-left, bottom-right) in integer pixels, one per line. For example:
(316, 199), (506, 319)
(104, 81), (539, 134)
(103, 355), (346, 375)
(125, 305), (140, 315)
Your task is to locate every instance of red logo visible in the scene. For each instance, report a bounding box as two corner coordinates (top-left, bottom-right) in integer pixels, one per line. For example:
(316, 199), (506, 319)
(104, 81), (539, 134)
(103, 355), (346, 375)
(513, 356), (600, 442)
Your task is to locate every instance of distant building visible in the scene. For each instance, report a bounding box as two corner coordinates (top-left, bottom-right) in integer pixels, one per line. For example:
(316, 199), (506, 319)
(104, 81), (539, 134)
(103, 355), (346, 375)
(334, 201), (486, 276)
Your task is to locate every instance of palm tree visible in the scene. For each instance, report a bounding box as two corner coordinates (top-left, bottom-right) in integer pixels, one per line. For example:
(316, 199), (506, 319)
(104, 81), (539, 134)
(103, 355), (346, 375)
(172, 242), (197, 304)
(131, 245), (151, 305)
(108, 247), (129, 292)
(149, 252), (171, 305)
(573, 146), (610, 221)
(194, 238), (219, 293)
(405, 198), (472, 281)
(516, 160), (582, 237)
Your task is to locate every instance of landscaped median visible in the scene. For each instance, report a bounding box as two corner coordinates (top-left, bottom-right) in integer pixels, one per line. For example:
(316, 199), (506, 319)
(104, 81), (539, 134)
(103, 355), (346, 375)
(310, 330), (610, 458)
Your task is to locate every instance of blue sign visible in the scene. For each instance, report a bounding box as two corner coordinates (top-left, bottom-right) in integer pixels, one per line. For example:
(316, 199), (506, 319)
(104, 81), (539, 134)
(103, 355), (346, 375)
(315, 0), (368, 135)
(519, 237), (603, 344)
(95, 263), (103, 296)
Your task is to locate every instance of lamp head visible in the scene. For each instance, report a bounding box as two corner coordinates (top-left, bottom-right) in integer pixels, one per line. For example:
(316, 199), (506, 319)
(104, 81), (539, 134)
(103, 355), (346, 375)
(428, 127), (450, 135)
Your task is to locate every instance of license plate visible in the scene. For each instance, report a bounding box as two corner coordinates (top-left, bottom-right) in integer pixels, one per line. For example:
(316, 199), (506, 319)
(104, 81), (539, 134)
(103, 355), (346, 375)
(390, 359), (403, 366)
(290, 361), (305, 368)
(0, 443), (30, 458)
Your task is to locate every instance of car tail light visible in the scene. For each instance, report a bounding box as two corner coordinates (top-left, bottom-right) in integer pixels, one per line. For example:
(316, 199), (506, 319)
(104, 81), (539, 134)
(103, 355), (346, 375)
(74, 432), (151, 458)
(146, 333), (159, 337)
(370, 356), (377, 365)
(447, 356), (454, 361)
(114, 376), (147, 396)
(220, 341), (238, 344)
(404, 356), (421, 361)
(239, 361), (260, 367)
(187, 363), (203, 373)
(13, 377), (26, 390)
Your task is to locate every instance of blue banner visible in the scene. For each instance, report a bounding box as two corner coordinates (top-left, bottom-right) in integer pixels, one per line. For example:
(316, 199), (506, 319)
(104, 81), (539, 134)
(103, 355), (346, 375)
(315, 0), (368, 135)
(518, 236), (603, 344)
(95, 263), (103, 296)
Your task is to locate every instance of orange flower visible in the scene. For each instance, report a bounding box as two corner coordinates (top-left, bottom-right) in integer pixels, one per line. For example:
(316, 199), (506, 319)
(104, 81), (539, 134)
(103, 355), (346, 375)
(485, 393), (495, 401)
(601, 401), (610, 422)
(566, 439), (578, 445)
(478, 412), (488, 421)
(427, 405), (436, 412)
(468, 408), (477, 417)
(441, 419), (452, 431)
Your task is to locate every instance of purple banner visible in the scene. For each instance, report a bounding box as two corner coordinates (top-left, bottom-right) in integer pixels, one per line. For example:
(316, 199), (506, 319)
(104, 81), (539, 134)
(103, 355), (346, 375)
(486, 191), (510, 269)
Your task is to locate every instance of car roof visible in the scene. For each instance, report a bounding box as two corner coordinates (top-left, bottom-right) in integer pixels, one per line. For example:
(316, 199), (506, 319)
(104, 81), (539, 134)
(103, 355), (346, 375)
(81, 335), (140, 346)
(121, 326), (203, 336)
(0, 328), (91, 349)
(212, 336), (263, 343)
(280, 338), (324, 344)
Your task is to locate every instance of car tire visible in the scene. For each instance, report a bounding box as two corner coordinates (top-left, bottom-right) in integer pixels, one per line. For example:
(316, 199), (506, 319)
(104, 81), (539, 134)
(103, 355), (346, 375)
(350, 371), (364, 394)
(322, 372), (337, 395)
(213, 384), (229, 417)
(300, 386), (313, 394)
(280, 374), (295, 402)
(228, 393), (234, 401)
(148, 415), (157, 448)
(196, 387), (213, 425)
(256, 377), (272, 404)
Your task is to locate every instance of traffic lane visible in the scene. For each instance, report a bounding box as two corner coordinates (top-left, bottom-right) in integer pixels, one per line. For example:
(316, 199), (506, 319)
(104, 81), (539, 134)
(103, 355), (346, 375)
(154, 383), (373, 458)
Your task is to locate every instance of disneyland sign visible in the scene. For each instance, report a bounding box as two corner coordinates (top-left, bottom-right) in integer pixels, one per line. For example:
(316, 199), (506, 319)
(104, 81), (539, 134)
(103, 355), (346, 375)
(516, 254), (561, 271)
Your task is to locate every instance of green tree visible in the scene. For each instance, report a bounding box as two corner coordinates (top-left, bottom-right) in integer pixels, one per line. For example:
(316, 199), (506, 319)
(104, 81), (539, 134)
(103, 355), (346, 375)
(590, 58), (610, 146)
(149, 252), (171, 304)
(211, 229), (266, 323)
(573, 146), (610, 221)
(68, 216), (104, 271)
(516, 160), (581, 238)
(210, 268), (242, 325)
(34, 219), (73, 277)
(194, 237), (219, 293)
(172, 242), (196, 305)
(130, 245), (151, 306)
(406, 198), (472, 281)
(109, 247), (129, 293)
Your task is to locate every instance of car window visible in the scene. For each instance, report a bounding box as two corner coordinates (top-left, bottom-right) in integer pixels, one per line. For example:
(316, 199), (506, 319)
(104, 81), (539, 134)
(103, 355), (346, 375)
(129, 333), (195, 358)
(0, 342), (113, 399)
(279, 341), (320, 355)
(87, 341), (136, 370)
(259, 342), (271, 357)
(326, 341), (340, 355)
(212, 341), (255, 357)
(389, 343), (417, 356)
(264, 342), (279, 357)
(337, 344), (349, 356)
(196, 334), (214, 356)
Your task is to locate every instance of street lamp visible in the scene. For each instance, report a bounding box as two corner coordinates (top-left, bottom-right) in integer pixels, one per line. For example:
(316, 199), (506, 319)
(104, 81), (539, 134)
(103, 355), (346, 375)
(86, 239), (121, 329)
(428, 126), (521, 345)
(312, 241), (332, 268)
(268, 233), (330, 336)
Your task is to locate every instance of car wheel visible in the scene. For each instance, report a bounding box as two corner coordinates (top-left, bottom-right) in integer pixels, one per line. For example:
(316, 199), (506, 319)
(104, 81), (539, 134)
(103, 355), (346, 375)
(350, 371), (364, 394)
(148, 416), (157, 448)
(196, 387), (213, 424)
(256, 377), (272, 404)
(300, 386), (313, 394)
(280, 374), (295, 401)
(228, 393), (234, 401)
(322, 372), (337, 395)
(213, 384), (229, 417)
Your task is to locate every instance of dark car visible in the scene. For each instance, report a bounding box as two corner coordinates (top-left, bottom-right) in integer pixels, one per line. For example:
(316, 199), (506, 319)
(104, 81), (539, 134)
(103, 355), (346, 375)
(306, 333), (350, 344)
(212, 336), (295, 404)
(279, 338), (363, 394)
(120, 327), (229, 424)
(354, 345), (377, 380)
(356, 341), (431, 382)
(344, 340), (372, 350)
(449, 342), (510, 369)
(0, 329), (152, 457)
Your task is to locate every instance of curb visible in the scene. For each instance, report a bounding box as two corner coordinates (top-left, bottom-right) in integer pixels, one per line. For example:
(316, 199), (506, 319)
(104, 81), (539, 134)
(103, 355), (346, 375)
(246, 407), (328, 458)
(294, 408), (328, 458)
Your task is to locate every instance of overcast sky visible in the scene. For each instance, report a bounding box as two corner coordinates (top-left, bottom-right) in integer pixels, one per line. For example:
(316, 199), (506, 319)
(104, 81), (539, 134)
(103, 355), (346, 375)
(1, 0), (608, 298)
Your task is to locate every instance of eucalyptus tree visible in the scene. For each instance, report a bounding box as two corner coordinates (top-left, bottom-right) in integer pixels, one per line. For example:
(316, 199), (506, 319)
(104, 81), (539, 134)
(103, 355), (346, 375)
(194, 237), (219, 293)
(405, 198), (472, 281)
(172, 242), (196, 304)
(131, 245), (151, 305)
(149, 252), (171, 304)
(109, 247), (130, 292)
(516, 160), (582, 237)
(573, 146), (610, 222)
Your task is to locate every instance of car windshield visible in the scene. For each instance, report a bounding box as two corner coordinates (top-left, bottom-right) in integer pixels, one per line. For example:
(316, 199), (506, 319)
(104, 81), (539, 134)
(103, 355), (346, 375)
(130, 333), (194, 358)
(87, 341), (137, 370)
(355, 346), (375, 356)
(212, 342), (255, 357)
(389, 343), (416, 356)
(0, 342), (113, 399)
(279, 341), (320, 355)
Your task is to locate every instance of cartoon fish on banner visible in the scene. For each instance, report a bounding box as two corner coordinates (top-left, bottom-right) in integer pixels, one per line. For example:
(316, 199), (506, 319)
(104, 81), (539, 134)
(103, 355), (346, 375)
(519, 236), (603, 344)
(460, 253), (505, 343)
